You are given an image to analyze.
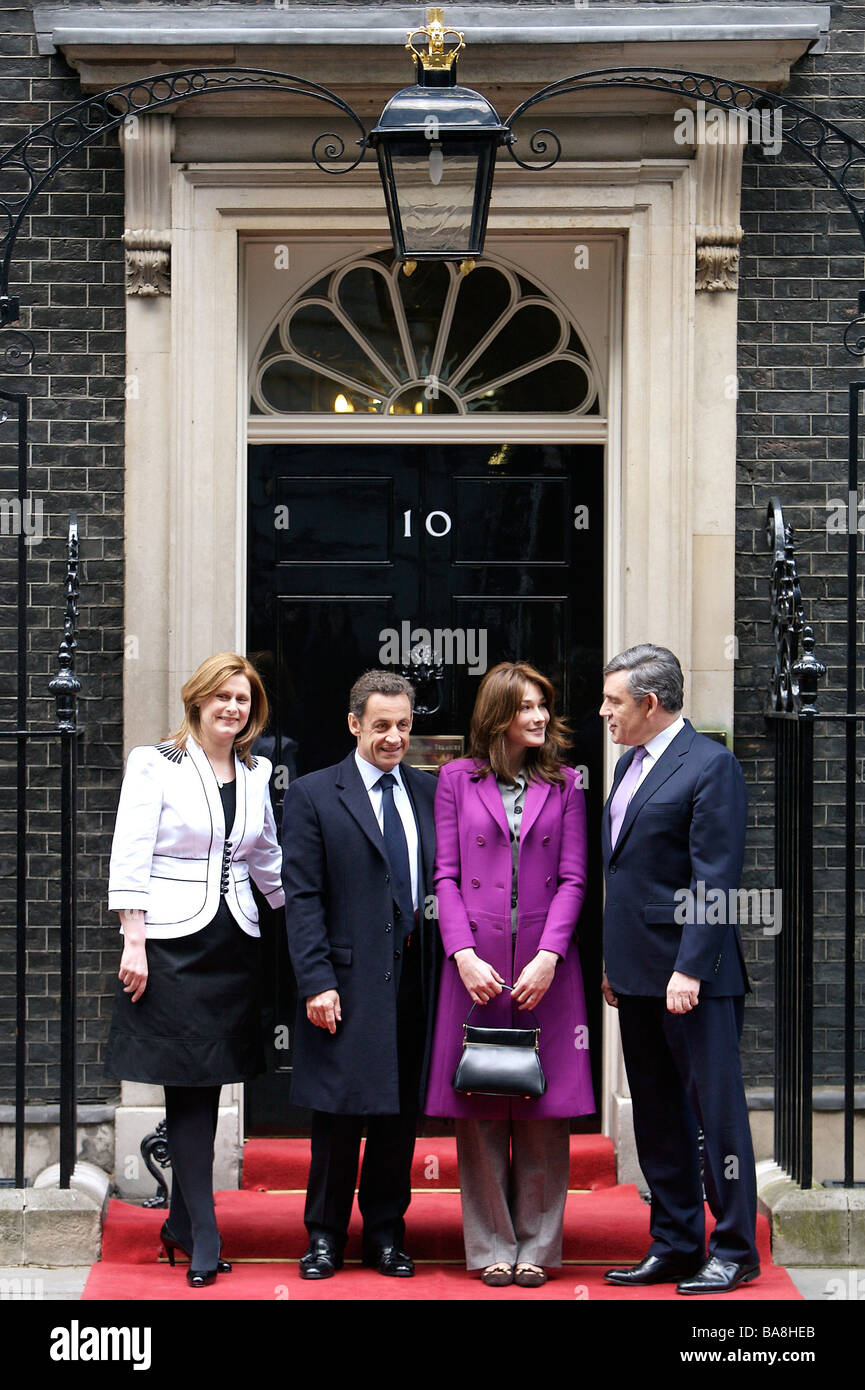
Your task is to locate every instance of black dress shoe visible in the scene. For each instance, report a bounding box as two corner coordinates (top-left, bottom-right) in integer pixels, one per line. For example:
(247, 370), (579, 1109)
(677, 1256), (761, 1295)
(299, 1237), (343, 1280)
(362, 1246), (415, 1277)
(605, 1252), (704, 1286)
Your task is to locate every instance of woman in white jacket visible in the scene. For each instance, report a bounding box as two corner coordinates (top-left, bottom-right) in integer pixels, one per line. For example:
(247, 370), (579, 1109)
(106, 652), (285, 1286)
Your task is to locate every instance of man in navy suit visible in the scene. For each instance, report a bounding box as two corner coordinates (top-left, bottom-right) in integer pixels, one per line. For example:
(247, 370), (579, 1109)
(599, 644), (759, 1294)
(282, 670), (438, 1280)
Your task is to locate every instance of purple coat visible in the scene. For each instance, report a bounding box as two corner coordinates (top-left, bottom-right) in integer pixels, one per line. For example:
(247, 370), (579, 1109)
(424, 758), (595, 1119)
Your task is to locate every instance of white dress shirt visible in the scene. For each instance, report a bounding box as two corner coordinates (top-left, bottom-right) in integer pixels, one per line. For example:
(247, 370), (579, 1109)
(354, 750), (420, 911)
(632, 714), (686, 792)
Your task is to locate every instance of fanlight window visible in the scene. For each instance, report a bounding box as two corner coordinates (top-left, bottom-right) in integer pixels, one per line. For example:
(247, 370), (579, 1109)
(249, 251), (601, 416)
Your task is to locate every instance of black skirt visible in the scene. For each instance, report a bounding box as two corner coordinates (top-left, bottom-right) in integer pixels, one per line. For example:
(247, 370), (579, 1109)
(104, 896), (266, 1087)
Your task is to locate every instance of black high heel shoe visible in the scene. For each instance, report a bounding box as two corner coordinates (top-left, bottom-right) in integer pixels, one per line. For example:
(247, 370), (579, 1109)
(187, 1267), (217, 1288)
(160, 1222), (232, 1273)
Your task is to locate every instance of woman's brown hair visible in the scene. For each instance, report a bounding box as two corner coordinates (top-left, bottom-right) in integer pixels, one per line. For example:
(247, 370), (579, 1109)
(168, 652), (268, 766)
(468, 661), (571, 785)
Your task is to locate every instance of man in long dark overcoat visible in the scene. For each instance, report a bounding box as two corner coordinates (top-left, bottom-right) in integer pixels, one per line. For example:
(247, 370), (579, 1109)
(281, 670), (438, 1280)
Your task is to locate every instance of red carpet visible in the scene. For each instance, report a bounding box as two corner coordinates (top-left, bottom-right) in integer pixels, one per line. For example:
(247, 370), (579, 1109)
(82, 1136), (801, 1301)
(240, 1132), (618, 1193)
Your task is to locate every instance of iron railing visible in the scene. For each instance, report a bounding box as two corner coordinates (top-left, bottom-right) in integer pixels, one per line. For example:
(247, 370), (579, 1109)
(766, 482), (862, 1189)
(0, 513), (80, 1187)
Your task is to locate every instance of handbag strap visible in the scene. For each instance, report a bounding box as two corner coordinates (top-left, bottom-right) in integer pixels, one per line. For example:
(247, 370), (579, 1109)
(463, 984), (540, 1030)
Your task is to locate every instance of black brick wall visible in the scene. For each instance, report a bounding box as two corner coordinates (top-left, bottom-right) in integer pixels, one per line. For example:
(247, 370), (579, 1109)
(734, 1), (865, 1087)
(0, 0), (862, 1108)
(0, 3), (125, 1104)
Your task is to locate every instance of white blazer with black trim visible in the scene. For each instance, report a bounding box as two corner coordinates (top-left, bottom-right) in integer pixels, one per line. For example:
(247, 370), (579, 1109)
(108, 736), (285, 939)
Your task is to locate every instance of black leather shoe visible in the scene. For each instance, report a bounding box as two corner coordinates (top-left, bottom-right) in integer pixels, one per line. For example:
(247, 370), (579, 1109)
(299, 1237), (343, 1280)
(676, 1256), (761, 1295)
(362, 1245), (415, 1277)
(604, 1253), (704, 1286)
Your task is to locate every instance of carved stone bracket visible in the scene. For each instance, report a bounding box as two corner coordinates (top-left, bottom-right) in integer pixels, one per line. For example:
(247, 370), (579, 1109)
(121, 115), (173, 297)
(123, 229), (171, 296)
(694, 137), (745, 293)
(696, 227), (743, 292)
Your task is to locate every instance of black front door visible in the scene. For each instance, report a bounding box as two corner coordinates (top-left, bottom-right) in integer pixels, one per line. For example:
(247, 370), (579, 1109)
(246, 440), (604, 1132)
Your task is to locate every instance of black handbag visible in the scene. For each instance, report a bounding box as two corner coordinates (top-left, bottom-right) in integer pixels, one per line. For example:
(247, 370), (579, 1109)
(452, 987), (547, 1100)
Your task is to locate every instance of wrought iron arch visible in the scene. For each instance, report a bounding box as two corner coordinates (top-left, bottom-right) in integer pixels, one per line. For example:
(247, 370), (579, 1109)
(0, 65), (369, 327)
(2, 62), (865, 342)
(505, 67), (865, 246)
(502, 67), (865, 360)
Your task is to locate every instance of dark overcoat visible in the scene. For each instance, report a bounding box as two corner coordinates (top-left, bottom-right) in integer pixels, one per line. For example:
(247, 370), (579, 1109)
(281, 752), (438, 1114)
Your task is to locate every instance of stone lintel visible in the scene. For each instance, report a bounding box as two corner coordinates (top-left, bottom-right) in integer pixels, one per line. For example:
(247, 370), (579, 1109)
(32, 5), (831, 55)
(32, 4), (829, 96)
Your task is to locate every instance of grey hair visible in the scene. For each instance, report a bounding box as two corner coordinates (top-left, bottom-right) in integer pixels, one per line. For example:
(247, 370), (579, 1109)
(603, 644), (684, 713)
(348, 669), (415, 719)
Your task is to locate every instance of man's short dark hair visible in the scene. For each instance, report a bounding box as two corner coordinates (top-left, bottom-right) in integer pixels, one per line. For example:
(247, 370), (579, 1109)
(348, 670), (416, 720)
(603, 644), (684, 713)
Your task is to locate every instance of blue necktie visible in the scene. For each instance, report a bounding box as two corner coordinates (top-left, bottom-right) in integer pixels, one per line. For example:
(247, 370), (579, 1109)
(377, 773), (415, 937)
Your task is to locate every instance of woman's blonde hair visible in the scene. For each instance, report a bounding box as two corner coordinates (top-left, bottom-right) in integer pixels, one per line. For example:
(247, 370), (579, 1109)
(468, 661), (571, 785)
(168, 652), (268, 766)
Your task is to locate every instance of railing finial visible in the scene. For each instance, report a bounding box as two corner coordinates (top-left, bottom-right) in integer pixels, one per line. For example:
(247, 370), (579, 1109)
(48, 515), (81, 732)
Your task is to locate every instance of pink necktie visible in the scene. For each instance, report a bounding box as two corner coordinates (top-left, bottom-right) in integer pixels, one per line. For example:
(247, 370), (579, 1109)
(609, 746), (648, 848)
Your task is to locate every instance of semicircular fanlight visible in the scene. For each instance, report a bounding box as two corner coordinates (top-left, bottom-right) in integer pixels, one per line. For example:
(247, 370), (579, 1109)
(251, 251), (602, 416)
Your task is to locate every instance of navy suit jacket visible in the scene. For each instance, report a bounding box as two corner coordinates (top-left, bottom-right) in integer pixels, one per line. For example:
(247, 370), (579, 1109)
(281, 751), (438, 1115)
(601, 720), (749, 997)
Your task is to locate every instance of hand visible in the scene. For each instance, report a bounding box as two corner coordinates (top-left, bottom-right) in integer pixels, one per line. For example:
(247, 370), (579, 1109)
(666, 971), (701, 1014)
(454, 949), (504, 1005)
(601, 972), (618, 1009)
(118, 940), (148, 1003)
(307, 989), (341, 1033)
(511, 950), (558, 1009)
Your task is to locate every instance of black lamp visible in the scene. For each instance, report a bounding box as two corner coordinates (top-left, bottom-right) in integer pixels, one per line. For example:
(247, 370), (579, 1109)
(369, 8), (511, 268)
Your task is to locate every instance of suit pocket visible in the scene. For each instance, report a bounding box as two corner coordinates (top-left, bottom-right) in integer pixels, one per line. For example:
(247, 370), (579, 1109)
(331, 945), (353, 966)
(233, 872), (258, 925)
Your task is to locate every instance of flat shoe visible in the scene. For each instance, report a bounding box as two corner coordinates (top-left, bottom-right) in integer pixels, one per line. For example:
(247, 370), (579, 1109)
(514, 1263), (547, 1287)
(481, 1263), (514, 1286)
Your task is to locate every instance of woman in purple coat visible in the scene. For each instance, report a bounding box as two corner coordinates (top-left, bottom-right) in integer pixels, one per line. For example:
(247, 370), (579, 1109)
(425, 662), (594, 1287)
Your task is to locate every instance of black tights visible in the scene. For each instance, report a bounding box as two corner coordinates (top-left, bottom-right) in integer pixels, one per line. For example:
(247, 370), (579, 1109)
(164, 1085), (222, 1272)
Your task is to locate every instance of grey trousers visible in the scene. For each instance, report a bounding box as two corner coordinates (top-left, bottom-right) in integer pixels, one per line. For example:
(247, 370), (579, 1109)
(455, 1116), (571, 1270)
